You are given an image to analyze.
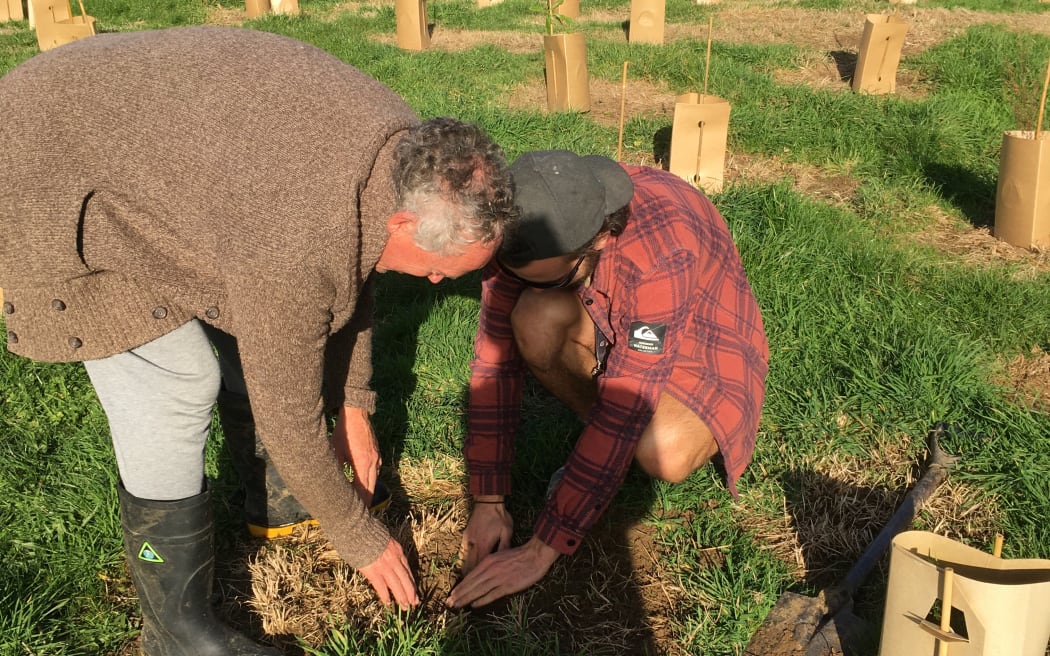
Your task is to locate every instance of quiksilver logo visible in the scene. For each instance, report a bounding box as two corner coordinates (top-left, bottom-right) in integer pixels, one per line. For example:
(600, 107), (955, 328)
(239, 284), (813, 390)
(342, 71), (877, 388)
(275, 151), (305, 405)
(627, 322), (666, 354)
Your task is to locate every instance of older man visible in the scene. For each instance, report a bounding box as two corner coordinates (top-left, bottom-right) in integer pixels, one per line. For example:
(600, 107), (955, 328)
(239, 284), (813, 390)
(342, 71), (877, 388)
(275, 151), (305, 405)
(0, 26), (515, 654)
(447, 150), (768, 608)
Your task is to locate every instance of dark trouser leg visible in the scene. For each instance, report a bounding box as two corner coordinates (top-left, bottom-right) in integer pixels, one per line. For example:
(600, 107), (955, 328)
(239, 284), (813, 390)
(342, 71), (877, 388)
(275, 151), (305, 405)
(118, 482), (281, 655)
(214, 388), (318, 538)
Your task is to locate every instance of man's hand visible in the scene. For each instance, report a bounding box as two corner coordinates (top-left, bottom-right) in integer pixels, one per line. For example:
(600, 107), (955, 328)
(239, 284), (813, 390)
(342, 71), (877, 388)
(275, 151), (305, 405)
(458, 497), (514, 575)
(332, 406), (380, 503)
(359, 538), (420, 609)
(445, 536), (559, 609)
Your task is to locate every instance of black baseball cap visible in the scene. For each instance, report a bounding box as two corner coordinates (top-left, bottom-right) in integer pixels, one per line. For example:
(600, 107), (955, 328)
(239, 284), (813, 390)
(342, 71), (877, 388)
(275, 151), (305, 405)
(500, 150), (634, 266)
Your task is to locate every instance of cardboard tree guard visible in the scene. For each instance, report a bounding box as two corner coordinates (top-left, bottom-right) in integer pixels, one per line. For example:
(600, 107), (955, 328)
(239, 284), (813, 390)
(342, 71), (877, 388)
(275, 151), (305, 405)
(245, 0), (268, 17)
(852, 13), (909, 95)
(32, 0), (95, 52)
(668, 93), (730, 193)
(543, 33), (590, 112)
(396, 0), (430, 51)
(994, 130), (1050, 250)
(879, 531), (1050, 656)
(556, 0), (579, 20)
(628, 0), (665, 45)
(271, 0), (298, 15)
(246, 0), (300, 18)
(1, 0), (25, 22)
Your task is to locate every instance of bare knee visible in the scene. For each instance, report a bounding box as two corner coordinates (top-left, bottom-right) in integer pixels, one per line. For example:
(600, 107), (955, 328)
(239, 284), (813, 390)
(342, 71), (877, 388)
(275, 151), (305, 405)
(635, 394), (719, 483)
(636, 436), (711, 483)
(510, 289), (585, 367)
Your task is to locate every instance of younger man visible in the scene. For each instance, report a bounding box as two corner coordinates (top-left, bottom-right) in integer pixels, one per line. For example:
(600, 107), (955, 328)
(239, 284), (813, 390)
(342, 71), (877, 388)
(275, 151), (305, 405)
(447, 151), (768, 608)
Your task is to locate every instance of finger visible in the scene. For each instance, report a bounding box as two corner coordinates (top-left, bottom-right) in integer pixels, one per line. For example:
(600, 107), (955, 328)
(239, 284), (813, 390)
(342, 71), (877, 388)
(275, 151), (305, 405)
(447, 563), (494, 608)
(460, 541), (480, 573)
(367, 576), (393, 606)
(395, 558), (419, 605)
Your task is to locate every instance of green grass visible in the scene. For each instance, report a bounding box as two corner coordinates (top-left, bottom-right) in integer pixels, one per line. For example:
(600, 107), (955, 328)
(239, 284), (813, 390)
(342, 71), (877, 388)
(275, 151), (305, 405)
(2, 0), (1050, 653)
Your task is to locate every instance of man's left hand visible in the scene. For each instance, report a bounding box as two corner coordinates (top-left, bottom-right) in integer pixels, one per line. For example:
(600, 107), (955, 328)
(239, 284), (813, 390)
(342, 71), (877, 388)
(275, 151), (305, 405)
(445, 536), (559, 608)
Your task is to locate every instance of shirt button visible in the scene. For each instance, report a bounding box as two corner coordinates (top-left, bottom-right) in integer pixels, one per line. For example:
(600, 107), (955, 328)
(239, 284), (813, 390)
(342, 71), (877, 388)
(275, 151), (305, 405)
(152, 306), (168, 319)
(68, 336), (83, 349)
(51, 299), (67, 311)
(2, 302), (13, 314)
(599, 340), (607, 347)
(585, 299), (594, 306)
(6, 331), (17, 344)
(204, 306), (219, 320)
(566, 539), (577, 547)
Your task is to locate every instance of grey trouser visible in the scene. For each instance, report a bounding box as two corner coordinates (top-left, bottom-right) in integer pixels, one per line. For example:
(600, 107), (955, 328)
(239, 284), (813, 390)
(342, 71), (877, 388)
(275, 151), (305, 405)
(84, 320), (241, 501)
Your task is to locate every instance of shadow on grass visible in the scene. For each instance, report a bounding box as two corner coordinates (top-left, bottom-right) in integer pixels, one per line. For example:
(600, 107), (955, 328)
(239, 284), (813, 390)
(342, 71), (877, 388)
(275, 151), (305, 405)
(443, 376), (668, 654)
(829, 50), (857, 85)
(458, 470), (666, 655)
(775, 468), (918, 656)
(652, 125), (672, 170)
(922, 161), (997, 229)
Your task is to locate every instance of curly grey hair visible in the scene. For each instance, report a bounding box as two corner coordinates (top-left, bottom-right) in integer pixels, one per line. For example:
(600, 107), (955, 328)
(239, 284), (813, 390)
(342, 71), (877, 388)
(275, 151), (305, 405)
(393, 117), (518, 256)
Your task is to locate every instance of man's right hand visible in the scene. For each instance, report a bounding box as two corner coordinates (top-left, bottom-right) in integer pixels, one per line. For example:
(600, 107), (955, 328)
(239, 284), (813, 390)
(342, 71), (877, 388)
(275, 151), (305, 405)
(359, 538), (419, 609)
(459, 497), (514, 574)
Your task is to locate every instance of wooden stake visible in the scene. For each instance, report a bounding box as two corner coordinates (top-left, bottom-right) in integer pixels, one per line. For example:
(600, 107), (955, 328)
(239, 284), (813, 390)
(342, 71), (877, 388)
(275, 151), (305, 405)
(937, 567), (954, 656)
(702, 16), (713, 102)
(616, 60), (629, 161)
(992, 533), (1004, 557)
(1037, 54), (1050, 138)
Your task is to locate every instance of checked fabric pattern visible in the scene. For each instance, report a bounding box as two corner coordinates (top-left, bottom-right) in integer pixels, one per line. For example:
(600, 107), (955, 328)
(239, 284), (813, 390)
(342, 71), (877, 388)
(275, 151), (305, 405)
(466, 164), (769, 555)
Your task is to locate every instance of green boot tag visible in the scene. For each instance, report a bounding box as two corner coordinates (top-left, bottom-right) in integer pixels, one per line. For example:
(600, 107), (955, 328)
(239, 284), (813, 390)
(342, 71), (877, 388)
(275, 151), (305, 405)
(137, 541), (164, 563)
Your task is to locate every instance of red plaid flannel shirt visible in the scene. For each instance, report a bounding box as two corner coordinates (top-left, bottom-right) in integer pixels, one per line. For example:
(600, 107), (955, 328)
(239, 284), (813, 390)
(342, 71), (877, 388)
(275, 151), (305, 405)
(466, 165), (769, 555)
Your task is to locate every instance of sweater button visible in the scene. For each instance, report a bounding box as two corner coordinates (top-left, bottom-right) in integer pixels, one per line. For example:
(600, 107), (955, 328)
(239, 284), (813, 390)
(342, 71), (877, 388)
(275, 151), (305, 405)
(68, 336), (83, 349)
(152, 306), (168, 319)
(51, 299), (67, 311)
(6, 331), (17, 344)
(2, 301), (12, 314)
(204, 306), (219, 319)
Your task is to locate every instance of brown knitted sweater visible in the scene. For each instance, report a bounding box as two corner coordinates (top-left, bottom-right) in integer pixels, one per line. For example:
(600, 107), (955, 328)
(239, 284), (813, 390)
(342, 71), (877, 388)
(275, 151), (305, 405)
(0, 26), (420, 568)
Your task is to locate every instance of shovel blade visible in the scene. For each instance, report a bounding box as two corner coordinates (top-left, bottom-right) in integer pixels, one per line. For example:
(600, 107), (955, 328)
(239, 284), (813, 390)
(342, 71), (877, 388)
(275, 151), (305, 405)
(745, 592), (832, 656)
(745, 593), (873, 656)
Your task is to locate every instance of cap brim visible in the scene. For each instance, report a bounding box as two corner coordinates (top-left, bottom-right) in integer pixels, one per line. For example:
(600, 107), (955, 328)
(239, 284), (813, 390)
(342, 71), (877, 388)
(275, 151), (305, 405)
(582, 155), (634, 214)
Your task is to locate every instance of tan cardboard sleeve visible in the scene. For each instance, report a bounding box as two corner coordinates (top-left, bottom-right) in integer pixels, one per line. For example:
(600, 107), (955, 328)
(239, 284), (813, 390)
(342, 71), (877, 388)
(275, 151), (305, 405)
(879, 531), (1050, 656)
(245, 0), (268, 17)
(396, 0), (430, 51)
(271, 0), (299, 15)
(994, 130), (1050, 249)
(628, 0), (665, 45)
(32, 0), (95, 52)
(853, 13), (909, 95)
(1, 0), (25, 22)
(669, 93), (731, 193)
(543, 33), (590, 112)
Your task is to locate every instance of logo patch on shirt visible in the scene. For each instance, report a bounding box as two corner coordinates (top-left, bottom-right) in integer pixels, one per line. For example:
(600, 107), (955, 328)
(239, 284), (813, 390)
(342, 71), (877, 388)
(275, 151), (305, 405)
(627, 322), (666, 354)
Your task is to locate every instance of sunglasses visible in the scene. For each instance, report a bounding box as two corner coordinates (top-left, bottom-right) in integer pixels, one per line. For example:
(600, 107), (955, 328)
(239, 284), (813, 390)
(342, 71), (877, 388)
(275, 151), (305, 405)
(497, 252), (588, 289)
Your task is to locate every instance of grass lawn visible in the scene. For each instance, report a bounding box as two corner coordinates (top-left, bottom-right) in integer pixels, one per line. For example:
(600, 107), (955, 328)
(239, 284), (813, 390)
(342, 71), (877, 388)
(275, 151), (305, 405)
(2, 0), (1049, 654)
